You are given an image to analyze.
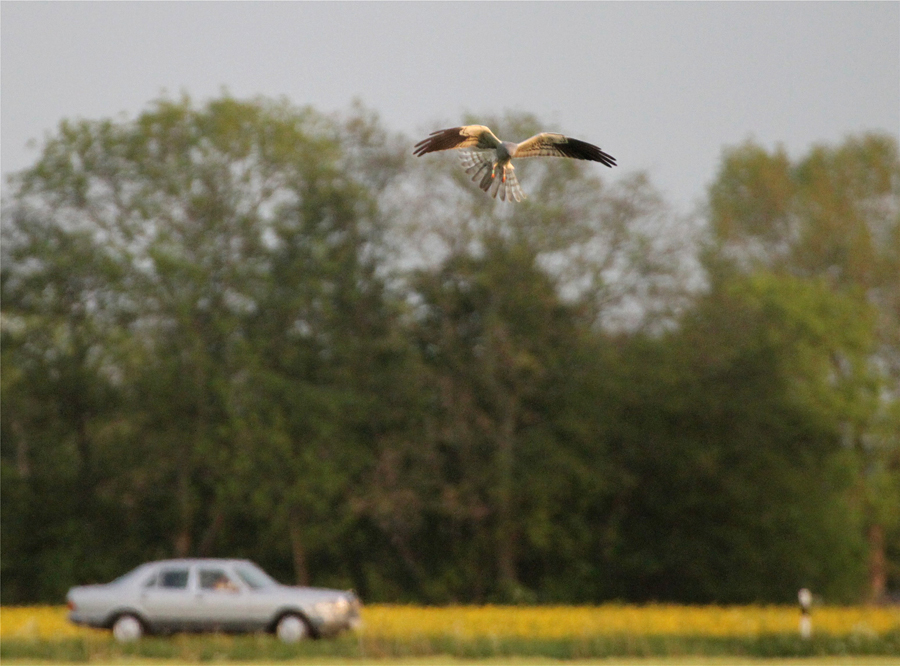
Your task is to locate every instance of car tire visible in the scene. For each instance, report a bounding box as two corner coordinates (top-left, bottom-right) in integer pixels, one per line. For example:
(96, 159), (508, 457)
(275, 614), (309, 643)
(112, 614), (144, 642)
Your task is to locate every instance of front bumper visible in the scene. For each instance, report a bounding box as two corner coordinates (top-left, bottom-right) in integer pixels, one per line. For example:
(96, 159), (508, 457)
(68, 611), (106, 629)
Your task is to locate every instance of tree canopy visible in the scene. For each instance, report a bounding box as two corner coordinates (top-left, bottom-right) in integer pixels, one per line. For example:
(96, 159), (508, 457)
(2, 95), (897, 604)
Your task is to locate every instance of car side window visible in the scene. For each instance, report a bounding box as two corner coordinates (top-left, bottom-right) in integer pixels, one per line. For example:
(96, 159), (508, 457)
(158, 568), (190, 589)
(199, 568), (239, 593)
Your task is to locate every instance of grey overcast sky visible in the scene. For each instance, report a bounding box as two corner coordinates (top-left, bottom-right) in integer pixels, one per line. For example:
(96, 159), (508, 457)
(2, 1), (898, 210)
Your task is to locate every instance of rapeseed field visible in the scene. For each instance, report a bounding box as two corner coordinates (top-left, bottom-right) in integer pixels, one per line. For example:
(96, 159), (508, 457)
(2, 604), (898, 640)
(361, 604), (900, 639)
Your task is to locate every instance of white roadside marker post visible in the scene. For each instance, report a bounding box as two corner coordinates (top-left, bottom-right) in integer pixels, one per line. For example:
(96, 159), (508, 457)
(798, 588), (813, 639)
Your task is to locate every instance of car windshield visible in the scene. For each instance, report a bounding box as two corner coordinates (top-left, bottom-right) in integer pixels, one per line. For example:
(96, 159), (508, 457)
(110, 564), (149, 585)
(234, 563), (277, 589)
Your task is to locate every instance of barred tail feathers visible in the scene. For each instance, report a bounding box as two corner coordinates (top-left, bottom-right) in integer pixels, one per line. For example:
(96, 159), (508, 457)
(502, 166), (525, 202)
(459, 151), (525, 202)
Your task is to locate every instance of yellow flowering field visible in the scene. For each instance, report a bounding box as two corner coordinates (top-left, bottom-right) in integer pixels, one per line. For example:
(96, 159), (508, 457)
(2, 604), (898, 641)
(361, 604), (900, 639)
(1, 606), (106, 639)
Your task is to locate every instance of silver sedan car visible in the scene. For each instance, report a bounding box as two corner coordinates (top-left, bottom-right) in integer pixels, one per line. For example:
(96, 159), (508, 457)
(66, 558), (362, 643)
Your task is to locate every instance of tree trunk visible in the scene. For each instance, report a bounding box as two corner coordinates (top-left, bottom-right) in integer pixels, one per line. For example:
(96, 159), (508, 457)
(868, 523), (886, 603)
(495, 392), (518, 592)
(288, 513), (310, 586)
(198, 510), (224, 556)
(174, 528), (192, 558)
(12, 420), (30, 477)
(175, 465), (193, 557)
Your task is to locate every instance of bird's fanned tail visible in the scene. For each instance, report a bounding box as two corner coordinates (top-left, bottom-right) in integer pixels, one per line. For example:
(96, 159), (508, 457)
(494, 166), (524, 202)
(459, 151), (525, 202)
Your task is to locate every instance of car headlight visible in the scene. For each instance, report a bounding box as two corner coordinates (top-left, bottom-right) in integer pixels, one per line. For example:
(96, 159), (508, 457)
(314, 596), (352, 621)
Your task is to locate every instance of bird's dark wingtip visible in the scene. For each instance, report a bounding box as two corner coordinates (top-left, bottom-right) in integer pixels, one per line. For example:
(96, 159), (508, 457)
(413, 127), (465, 157)
(561, 137), (617, 167)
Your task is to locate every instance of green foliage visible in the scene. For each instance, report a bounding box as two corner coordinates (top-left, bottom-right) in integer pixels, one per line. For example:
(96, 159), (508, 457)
(1, 94), (403, 598)
(1, 94), (896, 604)
(602, 272), (873, 602)
(705, 133), (900, 601)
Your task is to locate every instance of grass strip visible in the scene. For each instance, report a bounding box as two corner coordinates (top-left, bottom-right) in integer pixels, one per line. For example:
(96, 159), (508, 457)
(2, 631), (899, 662)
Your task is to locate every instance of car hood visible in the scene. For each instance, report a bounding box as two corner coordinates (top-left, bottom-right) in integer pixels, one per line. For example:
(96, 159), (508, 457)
(68, 583), (119, 596)
(257, 585), (350, 600)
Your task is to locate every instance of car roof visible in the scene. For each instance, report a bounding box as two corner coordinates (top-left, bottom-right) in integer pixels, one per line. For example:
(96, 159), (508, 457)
(144, 558), (257, 567)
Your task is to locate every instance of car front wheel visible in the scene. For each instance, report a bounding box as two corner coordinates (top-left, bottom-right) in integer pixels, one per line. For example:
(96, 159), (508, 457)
(112, 614), (144, 642)
(275, 614), (309, 643)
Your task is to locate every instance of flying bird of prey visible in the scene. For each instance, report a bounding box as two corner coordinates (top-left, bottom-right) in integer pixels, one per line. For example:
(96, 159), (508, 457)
(413, 125), (616, 202)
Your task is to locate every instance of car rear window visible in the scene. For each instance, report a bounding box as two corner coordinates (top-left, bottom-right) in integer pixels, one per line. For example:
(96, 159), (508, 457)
(158, 569), (190, 589)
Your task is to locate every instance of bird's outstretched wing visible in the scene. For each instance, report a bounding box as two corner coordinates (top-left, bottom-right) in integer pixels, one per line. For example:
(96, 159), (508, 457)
(513, 133), (617, 167)
(413, 125), (503, 156)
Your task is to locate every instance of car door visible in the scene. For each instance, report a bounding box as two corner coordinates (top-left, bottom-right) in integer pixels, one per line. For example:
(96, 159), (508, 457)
(139, 566), (194, 631)
(192, 566), (248, 630)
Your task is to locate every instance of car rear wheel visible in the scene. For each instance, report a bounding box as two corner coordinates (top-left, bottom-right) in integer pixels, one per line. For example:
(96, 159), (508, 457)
(275, 614), (309, 643)
(112, 614), (144, 642)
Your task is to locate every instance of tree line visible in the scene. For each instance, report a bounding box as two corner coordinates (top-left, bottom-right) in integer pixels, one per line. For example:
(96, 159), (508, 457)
(2, 95), (898, 605)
